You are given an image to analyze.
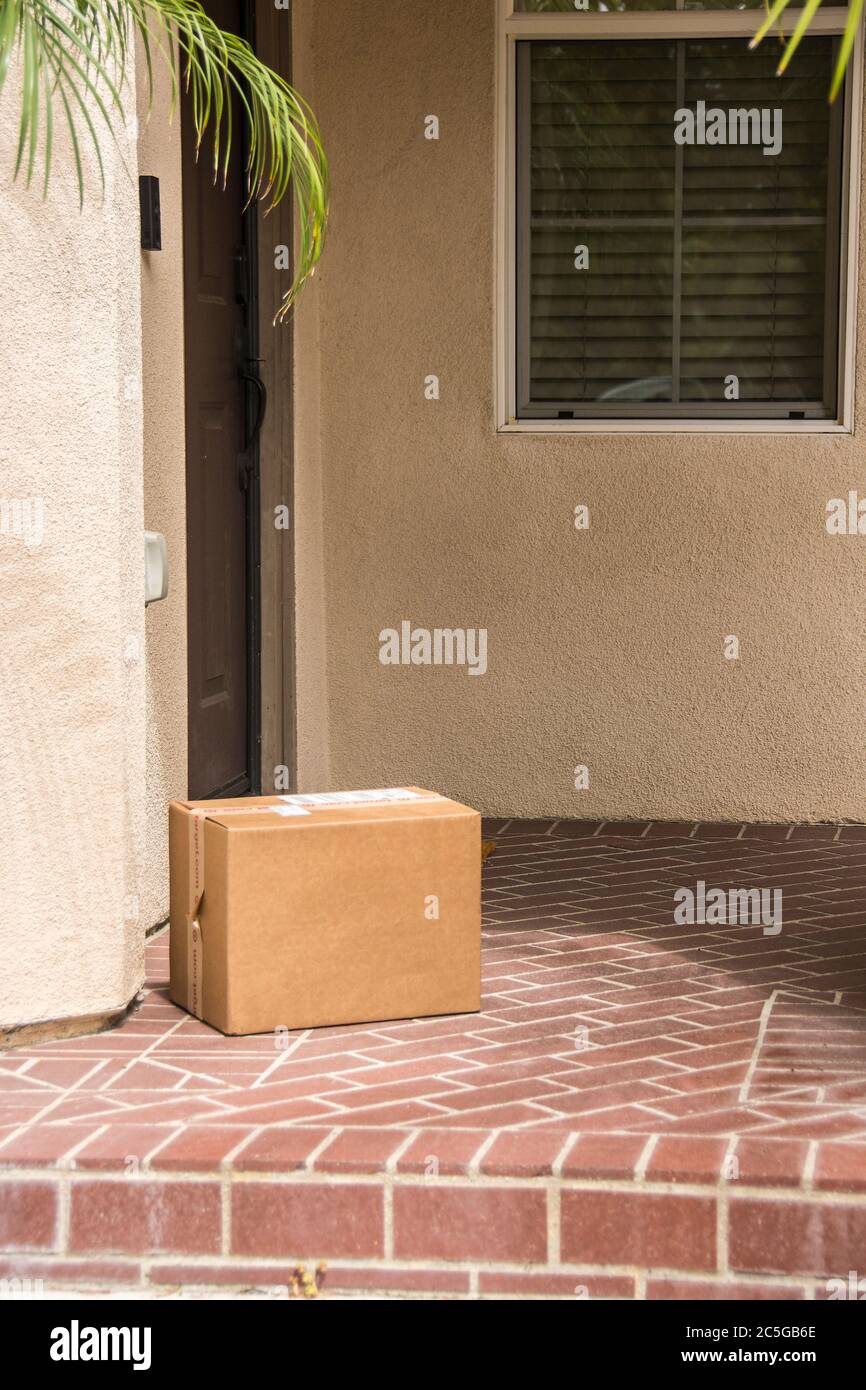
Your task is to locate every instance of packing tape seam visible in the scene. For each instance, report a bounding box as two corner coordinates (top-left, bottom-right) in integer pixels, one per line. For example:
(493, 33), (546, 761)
(188, 919), (203, 1021)
(186, 810), (207, 1020)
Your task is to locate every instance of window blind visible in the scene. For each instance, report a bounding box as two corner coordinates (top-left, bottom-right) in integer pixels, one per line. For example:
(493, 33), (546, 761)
(517, 36), (843, 418)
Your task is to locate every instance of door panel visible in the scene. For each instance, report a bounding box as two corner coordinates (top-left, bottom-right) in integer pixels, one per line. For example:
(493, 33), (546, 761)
(183, 0), (251, 799)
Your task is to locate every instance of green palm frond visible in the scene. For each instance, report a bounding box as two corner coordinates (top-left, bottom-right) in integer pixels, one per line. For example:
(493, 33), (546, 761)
(751, 0), (864, 103)
(0, 0), (329, 316)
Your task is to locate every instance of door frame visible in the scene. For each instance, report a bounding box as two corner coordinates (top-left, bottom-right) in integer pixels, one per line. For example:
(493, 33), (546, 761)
(243, 0), (262, 797)
(254, 0), (297, 796)
(181, 0), (296, 799)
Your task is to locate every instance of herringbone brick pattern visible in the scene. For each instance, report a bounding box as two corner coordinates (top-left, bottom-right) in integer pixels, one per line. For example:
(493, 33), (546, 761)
(2, 819), (865, 1298)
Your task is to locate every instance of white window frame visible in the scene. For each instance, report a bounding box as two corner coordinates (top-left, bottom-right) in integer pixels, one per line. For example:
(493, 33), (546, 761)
(495, 0), (863, 434)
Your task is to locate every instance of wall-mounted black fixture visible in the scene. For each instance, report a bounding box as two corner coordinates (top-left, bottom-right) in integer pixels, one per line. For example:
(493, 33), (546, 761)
(139, 175), (162, 251)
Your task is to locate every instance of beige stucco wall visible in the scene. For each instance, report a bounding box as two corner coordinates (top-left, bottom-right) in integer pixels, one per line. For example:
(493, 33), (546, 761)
(0, 65), (146, 1030)
(137, 45), (188, 930)
(293, 0), (866, 822)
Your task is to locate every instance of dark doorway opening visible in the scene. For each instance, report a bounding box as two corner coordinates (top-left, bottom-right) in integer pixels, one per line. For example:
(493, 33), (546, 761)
(182, 0), (262, 800)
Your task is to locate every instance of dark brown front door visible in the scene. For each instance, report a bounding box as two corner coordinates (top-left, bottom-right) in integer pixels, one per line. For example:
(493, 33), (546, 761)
(183, 0), (257, 799)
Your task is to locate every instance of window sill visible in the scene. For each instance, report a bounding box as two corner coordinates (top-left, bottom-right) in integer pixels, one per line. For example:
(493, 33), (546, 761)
(497, 419), (853, 437)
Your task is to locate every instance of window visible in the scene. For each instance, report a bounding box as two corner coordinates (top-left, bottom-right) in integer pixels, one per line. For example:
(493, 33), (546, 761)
(502, 2), (860, 429)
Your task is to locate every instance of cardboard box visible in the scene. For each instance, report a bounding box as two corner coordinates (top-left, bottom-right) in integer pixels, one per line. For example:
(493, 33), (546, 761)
(169, 788), (481, 1035)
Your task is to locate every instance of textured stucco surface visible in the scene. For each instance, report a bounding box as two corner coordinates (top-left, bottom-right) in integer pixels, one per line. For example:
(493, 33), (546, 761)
(137, 44), (188, 930)
(293, 0), (866, 821)
(0, 67), (146, 1027)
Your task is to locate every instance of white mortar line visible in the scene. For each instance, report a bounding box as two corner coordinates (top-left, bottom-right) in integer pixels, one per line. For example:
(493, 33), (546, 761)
(738, 989), (779, 1104)
(383, 1174), (394, 1261)
(547, 1178), (560, 1267)
(803, 1140), (819, 1193)
(551, 1132), (579, 1179)
(717, 1176), (729, 1277)
(722, 1134), (738, 1181)
(0, 1060), (109, 1148)
(45, 1248), (829, 1286)
(137, 1058), (236, 1091)
(65, 1124), (111, 1163)
(221, 1170), (231, 1257)
(17, 1168), (865, 1205)
(251, 1029), (312, 1089)
(385, 1130), (419, 1176)
(220, 1124), (267, 1171)
(141, 1126), (187, 1170)
(57, 1170), (71, 1256)
(468, 1131), (500, 1176)
(100, 1017), (188, 1091)
(634, 1135), (659, 1181)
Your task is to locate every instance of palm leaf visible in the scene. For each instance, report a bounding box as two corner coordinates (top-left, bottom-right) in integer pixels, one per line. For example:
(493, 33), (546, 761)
(776, 0), (823, 76)
(750, 0), (796, 51)
(752, 0), (865, 103)
(830, 0), (864, 102)
(0, 0), (329, 314)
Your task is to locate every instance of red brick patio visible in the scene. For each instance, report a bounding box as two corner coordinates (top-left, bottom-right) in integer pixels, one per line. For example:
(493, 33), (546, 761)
(2, 819), (866, 1299)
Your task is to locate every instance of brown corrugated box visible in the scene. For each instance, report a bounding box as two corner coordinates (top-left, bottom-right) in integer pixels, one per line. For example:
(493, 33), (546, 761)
(169, 788), (481, 1035)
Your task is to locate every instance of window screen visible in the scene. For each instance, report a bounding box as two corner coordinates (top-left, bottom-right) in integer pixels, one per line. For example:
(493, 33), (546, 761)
(516, 36), (844, 419)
